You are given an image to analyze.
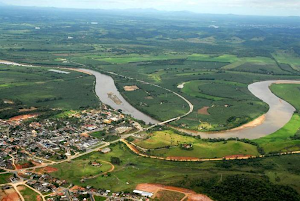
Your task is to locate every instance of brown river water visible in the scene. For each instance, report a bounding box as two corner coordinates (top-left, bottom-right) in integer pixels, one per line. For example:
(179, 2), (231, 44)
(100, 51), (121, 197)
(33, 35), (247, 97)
(2, 60), (297, 139)
(83, 68), (300, 139)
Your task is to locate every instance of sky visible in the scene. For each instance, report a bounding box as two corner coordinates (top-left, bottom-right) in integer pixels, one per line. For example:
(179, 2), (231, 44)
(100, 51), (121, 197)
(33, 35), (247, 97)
(1, 0), (300, 16)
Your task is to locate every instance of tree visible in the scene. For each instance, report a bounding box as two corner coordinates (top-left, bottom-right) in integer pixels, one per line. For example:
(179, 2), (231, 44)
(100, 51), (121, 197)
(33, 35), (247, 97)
(110, 157), (121, 165)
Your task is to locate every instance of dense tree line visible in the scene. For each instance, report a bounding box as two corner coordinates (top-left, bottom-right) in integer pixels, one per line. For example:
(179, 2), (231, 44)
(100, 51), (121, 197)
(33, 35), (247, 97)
(175, 175), (300, 201)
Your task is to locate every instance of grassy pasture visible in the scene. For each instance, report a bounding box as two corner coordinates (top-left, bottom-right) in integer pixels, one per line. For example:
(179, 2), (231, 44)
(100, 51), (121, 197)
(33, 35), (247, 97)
(0, 173), (12, 184)
(270, 84), (300, 111)
(96, 54), (187, 64)
(150, 141), (259, 159)
(51, 157), (113, 180)
(273, 51), (300, 71)
(135, 130), (259, 158)
(135, 130), (196, 149)
(0, 65), (99, 112)
(18, 185), (41, 201)
(50, 142), (300, 195)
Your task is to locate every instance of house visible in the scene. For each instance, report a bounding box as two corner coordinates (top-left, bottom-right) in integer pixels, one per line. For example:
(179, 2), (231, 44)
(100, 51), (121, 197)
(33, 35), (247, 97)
(100, 148), (111, 154)
(91, 162), (102, 167)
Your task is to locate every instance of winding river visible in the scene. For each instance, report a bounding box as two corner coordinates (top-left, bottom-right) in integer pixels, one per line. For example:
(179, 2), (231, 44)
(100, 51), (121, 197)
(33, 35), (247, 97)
(81, 69), (159, 124)
(197, 80), (300, 139)
(82, 69), (300, 139)
(1, 59), (299, 139)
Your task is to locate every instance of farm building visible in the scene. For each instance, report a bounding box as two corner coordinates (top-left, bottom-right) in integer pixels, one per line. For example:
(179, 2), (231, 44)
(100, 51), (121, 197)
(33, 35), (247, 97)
(133, 190), (153, 198)
(100, 148), (111, 154)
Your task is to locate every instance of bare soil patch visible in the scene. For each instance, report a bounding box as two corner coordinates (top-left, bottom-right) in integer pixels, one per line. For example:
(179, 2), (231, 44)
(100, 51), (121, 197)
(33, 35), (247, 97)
(80, 132), (90, 138)
(36, 195), (41, 201)
(198, 107), (210, 115)
(156, 190), (185, 201)
(15, 162), (34, 170)
(9, 114), (38, 122)
(188, 194), (213, 201)
(166, 156), (200, 161)
(123, 85), (139, 91)
(135, 184), (213, 201)
(0, 188), (21, 201)
(145, 96), (154, 100)
(224, 154), (253, 159)
(3, 100), (14, 104)
(38, 166), (58, 174)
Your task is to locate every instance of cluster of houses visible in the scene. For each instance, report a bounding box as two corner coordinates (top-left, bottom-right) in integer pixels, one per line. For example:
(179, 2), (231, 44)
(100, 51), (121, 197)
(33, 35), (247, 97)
(0, 107), (149, 201)
(0, 108), (140, 170)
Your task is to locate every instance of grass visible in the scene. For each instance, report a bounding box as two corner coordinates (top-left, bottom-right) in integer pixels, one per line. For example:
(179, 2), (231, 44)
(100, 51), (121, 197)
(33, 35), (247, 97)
(135, 130), (259, 158)
(273, 51), (300, 71)
(50, 142), (300, 194)
(178, 79), (268, 131)
(51, 157), (113, 180)
(0, 65), (99, 116)
(135, 130), (196, 149)
(150, 140), (259, 159)
(155, 190), (185, 201)
(94, 196), (107, 201)
(270, 84), (300, 111)
(18, 185), (41, 201)
(96, 54), (187, 64)
(0, 173), (12, 184)
(254, 113), (300, 154)
(188, 54), (274, 65)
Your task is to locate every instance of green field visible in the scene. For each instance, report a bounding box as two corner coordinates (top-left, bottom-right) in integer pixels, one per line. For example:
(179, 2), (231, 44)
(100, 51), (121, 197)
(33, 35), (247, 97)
(135, 130), (196, 149)
(50, 142), (300, 198)
(51, 157), (113, 180)
(270, 84), (300, 111)
(135, 130), (259, 158)
(0, 173), (12, 184)
(150, 141), (259, 158)
(94, 196), (107, 201)
(273, 51), (300, 71)
(18, 185), (41, 201)
(0, 65), (99, 118)
(96, 54), (187, 64)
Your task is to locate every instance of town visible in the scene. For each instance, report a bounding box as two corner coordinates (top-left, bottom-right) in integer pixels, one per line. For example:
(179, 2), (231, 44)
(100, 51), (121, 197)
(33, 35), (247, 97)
(0, 105), (147, 201)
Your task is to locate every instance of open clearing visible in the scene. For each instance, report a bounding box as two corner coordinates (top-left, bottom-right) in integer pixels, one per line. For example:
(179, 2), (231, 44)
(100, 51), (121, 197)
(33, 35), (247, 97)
(123, 85), (139, 91)
(198, 106), (210, 115)
(136, 183), (212, 201)
(0, 188), (21, 201)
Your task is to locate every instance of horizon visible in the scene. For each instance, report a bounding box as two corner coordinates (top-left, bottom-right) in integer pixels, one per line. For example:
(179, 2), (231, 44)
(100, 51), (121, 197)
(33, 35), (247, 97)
(0, 0), (300, 17)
